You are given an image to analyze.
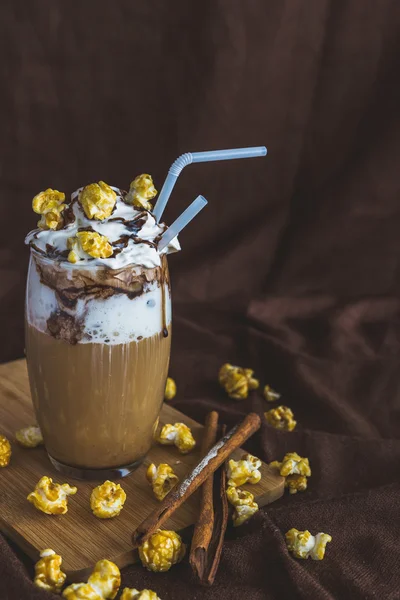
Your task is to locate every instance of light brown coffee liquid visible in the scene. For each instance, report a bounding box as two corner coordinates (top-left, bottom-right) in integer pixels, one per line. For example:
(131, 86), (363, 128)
(25, 323), (171, 469)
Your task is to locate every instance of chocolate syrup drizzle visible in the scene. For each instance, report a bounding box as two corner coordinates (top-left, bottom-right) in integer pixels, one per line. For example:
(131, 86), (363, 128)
(160, 259), (168, 338)
(33, 254), (171, 345)
(27, 192), (156, 263)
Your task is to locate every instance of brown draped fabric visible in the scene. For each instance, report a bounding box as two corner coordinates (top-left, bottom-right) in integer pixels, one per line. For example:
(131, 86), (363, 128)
(1, 1), (399, 598)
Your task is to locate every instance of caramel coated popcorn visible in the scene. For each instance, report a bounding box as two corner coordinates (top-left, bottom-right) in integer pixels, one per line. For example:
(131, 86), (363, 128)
(270, 453), (311, 494)
(285, 528), (332, 560)
(79, 181), (117, 220)
(264, 406), (296, 432)
(90, 480), (126, 518)
(157, 422), (196, 454)
(87, 560), (121, 599)
(285, 474), (308, 494)
(63, 560), (121, 600)
(68, 231), (113, 263)
(263, 385), (281, 402)
(218, 363), (259, 400)
(0, 434), (11, 467)
(270, 452), (311, 477)
(227, 453), (262, 487)
(121, 589), (161, 600)
(125, 174), (157, 210)
(146, 463), (179, 501)
(139, 529), (186, 572)
(164, 377), (176, 401)
(34, 548), (66, 594)
(27, 476), (77, 515)
(63, 583), (103, 600)
(32, 189), (67, 230)
(226, 486), (258, 527)
(15, 424), (44, 448)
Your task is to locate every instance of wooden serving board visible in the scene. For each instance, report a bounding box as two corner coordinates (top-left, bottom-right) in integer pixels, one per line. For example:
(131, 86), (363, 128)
(0, 359), (284, 581)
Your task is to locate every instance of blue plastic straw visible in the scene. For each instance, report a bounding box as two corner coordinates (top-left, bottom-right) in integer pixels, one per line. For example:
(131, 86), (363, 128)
(153, 146), (267, 222)
(157, 195), (208, 252)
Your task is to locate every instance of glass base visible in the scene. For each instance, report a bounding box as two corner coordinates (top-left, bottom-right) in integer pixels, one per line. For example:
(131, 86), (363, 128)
(48, 453), (144, 481)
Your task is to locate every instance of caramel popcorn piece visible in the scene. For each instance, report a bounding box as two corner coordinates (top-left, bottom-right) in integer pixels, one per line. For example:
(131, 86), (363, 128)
(227, 453), (262, 487)
(226, 486), (258, 526)
(79, 181), (117, 220)
(125, 174), (157, 210)
(263, 385), (281, 402)
(146, 463), (179, 501)
(273, 452), (311, 477)
(285, 528), (332, 560)
(264, 405), (296, 431)
(34, 548), (66, 594)
(87, 560), (121, 599)
(15, 424), (44, 448)
(90, 480), (126, 518)
(63, 560), (121, 600)
(157, 422), (196, 454)
(285, 474), (308, 494)
(218, 363), (259, 400)
(0, 434), (11, 467)
(63, 583), (103, 600)
(139, 529), (186, 572)
(270, 452), (310, 494)
(164, 377), (176, 401)
(27, 476), (77, 515)
(32, 189), (67, 230)
(68, 231), (113, 263)
(121, 589), (161, 600)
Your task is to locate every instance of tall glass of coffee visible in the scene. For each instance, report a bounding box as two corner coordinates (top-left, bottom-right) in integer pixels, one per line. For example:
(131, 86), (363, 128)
(25, 177), (179, 479)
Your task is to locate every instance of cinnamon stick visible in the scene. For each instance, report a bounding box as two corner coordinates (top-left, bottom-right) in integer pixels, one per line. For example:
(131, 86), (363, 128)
(132, 412), (261, 548)
(190, 424), (229, 585)
(189, 411), (219, 582)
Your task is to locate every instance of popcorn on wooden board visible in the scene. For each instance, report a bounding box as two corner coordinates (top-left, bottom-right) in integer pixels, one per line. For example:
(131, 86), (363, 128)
(218, 363), (259, 400)
(32, 189), (67, 230)
(263, 385), (281, 402)
(34, 548), (66, 594)
(157, 422), (196, 454)
(264, 405), (297, 431)
(285, 528), (332, 560)
(121, 589), (161, 600)
(63, 559), (121, 600)
(90, 480), (126, 518)
(0, 434), (11, 467)
(227, 453), (262, 487)
(164, 377), (176, 401)
(226, 486), (259, 526)
(27, 476), (77, 515)
(68, 231), (113, 263)
(125, 174), (157, 210)
(139, 529), (186, 572)
(15, 424), (43, 448)
(79, 181), (117, 220)
(146, 463), (179, 501)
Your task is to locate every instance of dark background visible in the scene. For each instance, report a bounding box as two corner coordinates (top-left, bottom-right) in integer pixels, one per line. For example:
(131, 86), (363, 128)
(1, 1), (400, 599)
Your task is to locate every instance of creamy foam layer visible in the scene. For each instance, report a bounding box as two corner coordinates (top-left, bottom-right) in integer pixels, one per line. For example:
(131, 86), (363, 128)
(26, 252), (171, 344)
(25, 186), (180, 269)
(26, 262), (171, 343)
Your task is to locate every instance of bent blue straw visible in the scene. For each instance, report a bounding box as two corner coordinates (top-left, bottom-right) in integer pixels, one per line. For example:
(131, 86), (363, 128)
(157, 195), (208, 252)
(153, 146), (267, 222)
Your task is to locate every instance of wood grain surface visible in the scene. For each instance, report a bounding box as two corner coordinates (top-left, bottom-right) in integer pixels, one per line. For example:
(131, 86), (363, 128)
(0, 359), (284, 580)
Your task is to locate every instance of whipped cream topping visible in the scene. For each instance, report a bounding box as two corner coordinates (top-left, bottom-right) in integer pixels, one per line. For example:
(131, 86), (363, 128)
(25, 186), (180, 269)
